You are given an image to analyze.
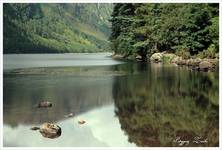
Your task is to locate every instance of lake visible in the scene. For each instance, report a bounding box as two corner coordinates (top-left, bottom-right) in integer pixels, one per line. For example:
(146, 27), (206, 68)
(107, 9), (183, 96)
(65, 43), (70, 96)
(3, 53), (219, 147)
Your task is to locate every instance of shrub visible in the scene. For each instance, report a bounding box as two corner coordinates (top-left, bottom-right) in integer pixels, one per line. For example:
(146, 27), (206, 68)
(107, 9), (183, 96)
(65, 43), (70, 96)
(197, 44), (217, 59)
(175, 47), (191, 59)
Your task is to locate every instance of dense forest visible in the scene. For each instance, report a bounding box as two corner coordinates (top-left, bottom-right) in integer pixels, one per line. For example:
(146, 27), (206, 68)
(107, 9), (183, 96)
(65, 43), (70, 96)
(110, 4), (219, 61)
(4, 3), (113, 53)
(3, 3), (219, 55)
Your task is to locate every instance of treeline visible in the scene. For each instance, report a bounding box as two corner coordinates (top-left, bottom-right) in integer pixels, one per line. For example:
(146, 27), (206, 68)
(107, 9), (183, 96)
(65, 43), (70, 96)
(4, 4), (113, 53)
(110, 4), (219, 60)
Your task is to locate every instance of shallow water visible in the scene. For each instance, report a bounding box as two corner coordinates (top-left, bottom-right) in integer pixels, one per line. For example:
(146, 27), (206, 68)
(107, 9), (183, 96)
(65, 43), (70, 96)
(3, 53), (219, 147)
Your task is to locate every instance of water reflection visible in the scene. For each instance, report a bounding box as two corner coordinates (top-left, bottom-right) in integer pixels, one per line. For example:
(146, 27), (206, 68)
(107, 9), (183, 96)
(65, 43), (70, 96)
(113, 63), (219, 147)
(4, 105), (135, 147)
(3, 62), (219, 147)
(4, 74), (114, 125)
(3, 63), (135, 147)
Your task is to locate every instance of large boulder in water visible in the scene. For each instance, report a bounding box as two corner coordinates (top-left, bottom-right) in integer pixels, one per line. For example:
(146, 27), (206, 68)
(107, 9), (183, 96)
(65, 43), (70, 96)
(150, 53), (163, 63)
(39, 123), (61, 139)
(199, 61), (212, 71)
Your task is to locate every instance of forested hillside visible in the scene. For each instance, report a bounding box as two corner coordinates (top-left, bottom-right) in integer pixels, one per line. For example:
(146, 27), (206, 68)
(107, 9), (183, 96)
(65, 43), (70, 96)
(4, 3), (113, 53)
(110, 4), (219, 61)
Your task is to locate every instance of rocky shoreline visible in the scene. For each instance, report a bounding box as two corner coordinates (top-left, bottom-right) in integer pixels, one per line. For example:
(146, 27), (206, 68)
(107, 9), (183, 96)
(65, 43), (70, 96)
(112, 52), (219, 72)
(150, 52), (219, 72)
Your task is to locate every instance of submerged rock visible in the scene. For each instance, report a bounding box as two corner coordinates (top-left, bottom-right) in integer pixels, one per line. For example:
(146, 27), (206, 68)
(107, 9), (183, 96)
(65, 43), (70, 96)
(39, 123), (61, 139)
(37, 101), (52, 108)
(30, 127), (40, 130)
(78, 120), (86, 125)
(64, 113), (74, 118)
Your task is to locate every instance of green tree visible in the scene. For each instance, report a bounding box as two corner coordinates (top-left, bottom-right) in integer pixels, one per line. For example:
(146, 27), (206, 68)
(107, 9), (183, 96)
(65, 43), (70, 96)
(109, 3), (219, 60)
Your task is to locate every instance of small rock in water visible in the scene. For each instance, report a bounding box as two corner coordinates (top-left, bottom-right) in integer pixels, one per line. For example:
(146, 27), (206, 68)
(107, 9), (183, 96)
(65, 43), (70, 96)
(30, 127), (40, 130)
(39, 123), (61, 139)
(78, 120), (86, 125)
(64, 113), (74, 118)
(37, 101), (52, 108)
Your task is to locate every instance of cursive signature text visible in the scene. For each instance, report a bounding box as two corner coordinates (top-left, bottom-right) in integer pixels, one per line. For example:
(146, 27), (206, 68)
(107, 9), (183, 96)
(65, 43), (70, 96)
(173, 136), (208, 146)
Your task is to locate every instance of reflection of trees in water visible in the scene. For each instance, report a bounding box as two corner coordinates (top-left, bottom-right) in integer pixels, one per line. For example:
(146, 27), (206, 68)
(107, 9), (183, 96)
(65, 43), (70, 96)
(113, 63), (219, 147)
(4, 75), (114, 126)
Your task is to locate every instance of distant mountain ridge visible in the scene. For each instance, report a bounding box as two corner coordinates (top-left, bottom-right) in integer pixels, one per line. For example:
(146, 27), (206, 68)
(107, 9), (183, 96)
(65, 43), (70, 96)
(3, 3), (113, 53)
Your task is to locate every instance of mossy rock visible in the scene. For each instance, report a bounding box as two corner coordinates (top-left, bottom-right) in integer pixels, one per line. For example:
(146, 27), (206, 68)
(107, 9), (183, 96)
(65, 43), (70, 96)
(162, 53), (177, 63)
(150, 53), (163, 63)
(171, 56), (182, 64)
(199, 61), (213, 71)
(187, 58), (201, 67)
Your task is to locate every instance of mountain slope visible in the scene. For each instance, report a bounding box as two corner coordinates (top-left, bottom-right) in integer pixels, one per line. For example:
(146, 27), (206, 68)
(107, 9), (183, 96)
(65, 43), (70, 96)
(3, 3), (113, 53)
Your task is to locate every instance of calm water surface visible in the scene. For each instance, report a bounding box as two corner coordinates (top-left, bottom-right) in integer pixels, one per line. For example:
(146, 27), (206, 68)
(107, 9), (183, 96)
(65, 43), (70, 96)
(3, 53), (219, 147)
(3, 53), (122, 70)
